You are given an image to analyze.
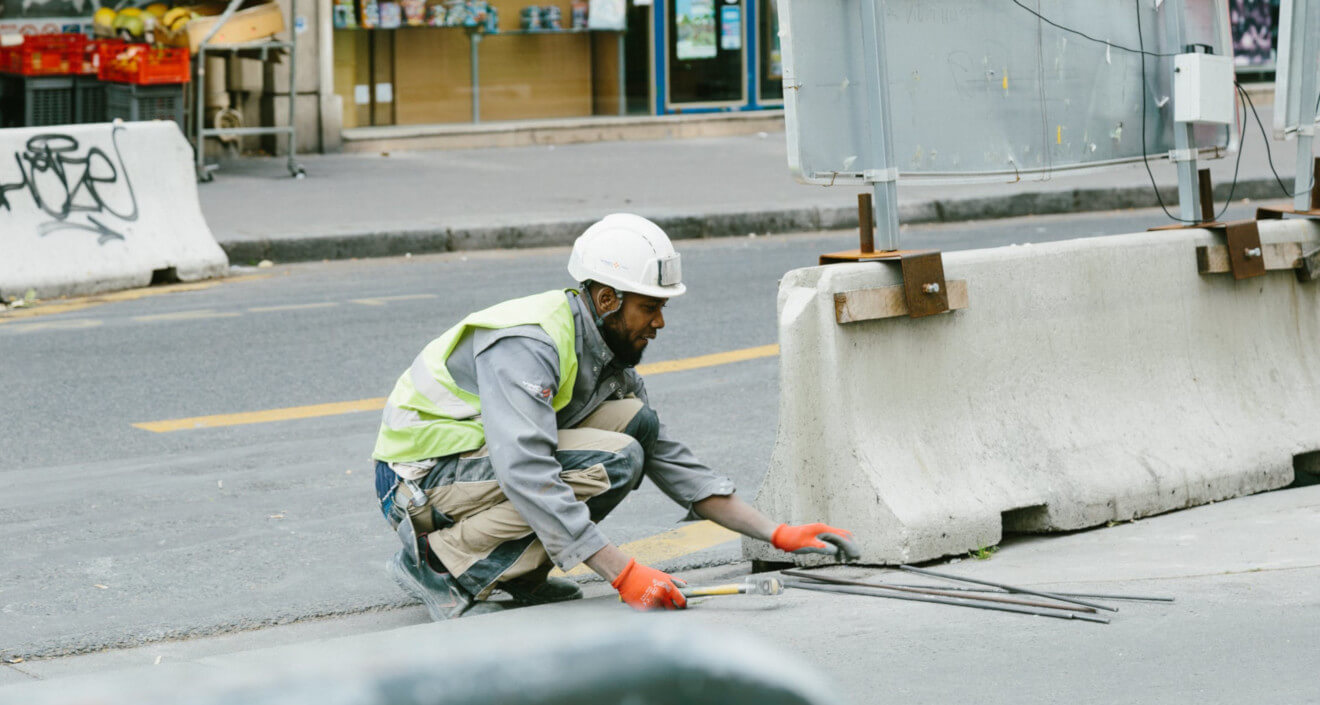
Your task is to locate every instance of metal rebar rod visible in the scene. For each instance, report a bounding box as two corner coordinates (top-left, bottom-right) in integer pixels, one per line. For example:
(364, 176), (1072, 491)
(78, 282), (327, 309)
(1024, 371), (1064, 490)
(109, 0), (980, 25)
(781, 569), (1096, 613)
(781, 579), (1110, 624)
(881, 583), (1174, 603)
(898, 565), (1117, 613)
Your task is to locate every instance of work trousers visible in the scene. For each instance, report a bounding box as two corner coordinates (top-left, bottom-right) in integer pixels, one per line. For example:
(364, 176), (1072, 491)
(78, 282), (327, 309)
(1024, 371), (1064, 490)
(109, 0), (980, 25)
(381, 398), (657, 600)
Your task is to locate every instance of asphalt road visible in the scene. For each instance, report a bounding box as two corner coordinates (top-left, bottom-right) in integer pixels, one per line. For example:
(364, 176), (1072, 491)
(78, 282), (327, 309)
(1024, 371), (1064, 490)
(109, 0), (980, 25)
(0, 203), (1269, 659)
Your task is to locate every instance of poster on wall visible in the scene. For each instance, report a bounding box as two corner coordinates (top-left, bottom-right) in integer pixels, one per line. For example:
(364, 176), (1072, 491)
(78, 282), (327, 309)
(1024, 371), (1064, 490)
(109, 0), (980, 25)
(1230, 0), (1275, 66)
(675, 0), (716, 60)
(588, 0), (626, 30)
(719, 4), (740, 50)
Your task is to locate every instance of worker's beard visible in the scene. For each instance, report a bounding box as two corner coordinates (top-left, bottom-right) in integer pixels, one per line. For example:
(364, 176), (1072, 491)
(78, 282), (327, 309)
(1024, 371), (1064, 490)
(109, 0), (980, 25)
(600, 319), (647, 367)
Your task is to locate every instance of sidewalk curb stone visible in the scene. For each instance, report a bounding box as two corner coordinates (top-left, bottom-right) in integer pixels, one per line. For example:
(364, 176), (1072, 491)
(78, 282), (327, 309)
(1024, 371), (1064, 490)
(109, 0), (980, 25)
(219, 177), (1287, 265)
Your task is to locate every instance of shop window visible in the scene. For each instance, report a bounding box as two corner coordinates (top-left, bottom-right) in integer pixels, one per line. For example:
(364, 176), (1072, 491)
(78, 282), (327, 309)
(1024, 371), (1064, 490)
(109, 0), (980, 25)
(757, 0), (781, 103)
(667, 0), (744, 107)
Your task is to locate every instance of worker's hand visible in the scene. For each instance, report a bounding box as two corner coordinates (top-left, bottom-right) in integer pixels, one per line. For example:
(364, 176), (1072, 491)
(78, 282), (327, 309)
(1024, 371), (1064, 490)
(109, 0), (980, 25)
(771, 523), (860, 561)
(611, 558), (688, 611)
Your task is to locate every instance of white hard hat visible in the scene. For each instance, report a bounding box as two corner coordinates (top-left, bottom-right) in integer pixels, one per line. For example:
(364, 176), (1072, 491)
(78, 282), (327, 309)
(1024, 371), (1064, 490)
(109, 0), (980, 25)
(567, 213), (686, 299)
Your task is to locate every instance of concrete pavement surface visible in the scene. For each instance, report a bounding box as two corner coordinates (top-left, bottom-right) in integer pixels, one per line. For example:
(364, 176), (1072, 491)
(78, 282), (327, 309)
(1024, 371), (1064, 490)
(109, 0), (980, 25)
(0, 206), (1283, 662)
(4, 480), (1317, 704)
(200, 103), (1307, 264)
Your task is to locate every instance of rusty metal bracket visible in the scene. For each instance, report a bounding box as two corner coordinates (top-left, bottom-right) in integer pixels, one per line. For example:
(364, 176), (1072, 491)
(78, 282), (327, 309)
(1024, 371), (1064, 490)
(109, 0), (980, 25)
(900, 251), (950, 318)
(1218, 219), (1267, 280)
(820, 194), (958, 320)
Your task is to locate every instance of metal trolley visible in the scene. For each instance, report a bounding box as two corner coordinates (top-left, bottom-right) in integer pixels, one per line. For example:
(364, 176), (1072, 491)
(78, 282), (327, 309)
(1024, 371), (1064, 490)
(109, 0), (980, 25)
(191, 0), (306, 181)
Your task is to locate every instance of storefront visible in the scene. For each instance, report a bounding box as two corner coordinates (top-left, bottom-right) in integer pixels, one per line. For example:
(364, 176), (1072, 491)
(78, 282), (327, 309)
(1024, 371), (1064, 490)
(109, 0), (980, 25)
(328, 0), (785, 128)
(0, 0), (95, 36)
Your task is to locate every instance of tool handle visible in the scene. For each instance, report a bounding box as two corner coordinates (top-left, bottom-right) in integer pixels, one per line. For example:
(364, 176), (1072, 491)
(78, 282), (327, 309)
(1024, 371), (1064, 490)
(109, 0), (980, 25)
(680, 584), (746, 598)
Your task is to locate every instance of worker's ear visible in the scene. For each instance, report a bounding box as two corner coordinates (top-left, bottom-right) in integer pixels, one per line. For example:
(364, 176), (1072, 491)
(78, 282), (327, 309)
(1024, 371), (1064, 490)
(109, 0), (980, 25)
(594, 285), (621, 314)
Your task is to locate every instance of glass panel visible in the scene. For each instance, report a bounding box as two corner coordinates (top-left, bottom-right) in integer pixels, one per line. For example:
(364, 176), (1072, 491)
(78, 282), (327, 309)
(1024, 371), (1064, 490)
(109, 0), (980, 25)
(758, 0), (782, 102)
(668, 0), (744, 105)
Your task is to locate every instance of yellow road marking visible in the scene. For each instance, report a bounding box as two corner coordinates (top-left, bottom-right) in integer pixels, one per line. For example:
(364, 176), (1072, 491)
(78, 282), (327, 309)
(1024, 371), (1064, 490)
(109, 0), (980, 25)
(133, 343), (782, 433)
(0, 276), (269, 324)
(134, 397), (388, 433)
(350, 294), (438, 306)
(635, 344), (779, 376)
(248, 302), (339, 313)
(550, 520), (740, 578)
(133, 310), (243, 323)
(0, 318), (103, 334)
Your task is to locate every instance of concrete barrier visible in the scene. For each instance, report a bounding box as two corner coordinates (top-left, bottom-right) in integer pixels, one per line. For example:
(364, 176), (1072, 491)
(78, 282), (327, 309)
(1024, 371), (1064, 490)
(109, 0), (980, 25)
(0, 122), (227, 300)
(745, 220), (1320, 566)
(0, 613), (837, 705)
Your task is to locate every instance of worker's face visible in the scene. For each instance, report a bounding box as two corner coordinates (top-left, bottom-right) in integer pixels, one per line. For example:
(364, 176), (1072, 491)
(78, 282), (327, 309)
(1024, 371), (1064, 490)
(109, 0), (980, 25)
(595, 287), (667, 367)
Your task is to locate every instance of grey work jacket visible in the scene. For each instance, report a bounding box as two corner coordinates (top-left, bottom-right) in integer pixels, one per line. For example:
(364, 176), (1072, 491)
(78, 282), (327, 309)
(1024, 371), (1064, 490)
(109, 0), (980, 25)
(438, 290), (736, 570)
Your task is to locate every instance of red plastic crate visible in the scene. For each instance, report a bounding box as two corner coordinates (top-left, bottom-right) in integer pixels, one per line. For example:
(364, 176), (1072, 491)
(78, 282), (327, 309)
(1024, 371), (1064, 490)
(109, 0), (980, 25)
(1, 34), (86, 76)
(97, 44), (190, 85)
(81, 38), (126, 76)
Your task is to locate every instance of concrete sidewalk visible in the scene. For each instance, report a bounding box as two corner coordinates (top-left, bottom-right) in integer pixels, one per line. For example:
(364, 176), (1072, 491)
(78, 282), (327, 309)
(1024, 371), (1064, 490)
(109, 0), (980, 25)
(6, 481), (1318, 704)
(202, 103), (1312, 265)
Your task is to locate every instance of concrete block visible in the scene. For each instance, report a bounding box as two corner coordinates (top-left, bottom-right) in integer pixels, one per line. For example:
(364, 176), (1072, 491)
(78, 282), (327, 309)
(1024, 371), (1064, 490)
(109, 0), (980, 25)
(745, 220), (1320, 565)
(0, 122), (228, 299)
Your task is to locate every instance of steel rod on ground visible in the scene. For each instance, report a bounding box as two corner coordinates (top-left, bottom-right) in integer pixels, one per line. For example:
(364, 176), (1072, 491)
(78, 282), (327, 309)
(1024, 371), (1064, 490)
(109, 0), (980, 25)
(780, 580), (1111, 624)
(781, 569), (1097, 613)
(898, 565), (1118, 613)
(882, 583), (1174, 603)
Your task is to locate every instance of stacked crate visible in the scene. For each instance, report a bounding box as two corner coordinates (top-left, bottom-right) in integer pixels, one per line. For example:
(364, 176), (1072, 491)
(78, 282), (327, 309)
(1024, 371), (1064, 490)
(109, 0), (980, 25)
(98, 44), (190, 128)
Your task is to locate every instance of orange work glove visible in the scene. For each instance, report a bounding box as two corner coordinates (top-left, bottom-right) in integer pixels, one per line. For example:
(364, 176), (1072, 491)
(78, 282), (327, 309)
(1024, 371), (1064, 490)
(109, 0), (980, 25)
(611, 558), (688, 611)
(771, 523), (861, 561)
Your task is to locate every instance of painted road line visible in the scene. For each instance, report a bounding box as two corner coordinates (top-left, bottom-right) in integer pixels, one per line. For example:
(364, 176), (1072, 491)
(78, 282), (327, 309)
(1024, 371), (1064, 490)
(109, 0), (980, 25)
(133, 310), (243, 323)
(637, 344), (779, 376)
(248, 302), (340, 313)
(550, 520), (741, 578)
(0, 318), (104, 334)
(133, 343), (782, 433)
(350, 294), (439, 306)
(0, 276), (270, 324)
(134, 397), (388, 433)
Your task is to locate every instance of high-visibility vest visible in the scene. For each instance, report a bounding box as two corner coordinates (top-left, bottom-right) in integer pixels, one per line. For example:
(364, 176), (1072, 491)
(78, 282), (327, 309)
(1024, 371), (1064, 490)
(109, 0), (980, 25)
(372, 289), (580, 463)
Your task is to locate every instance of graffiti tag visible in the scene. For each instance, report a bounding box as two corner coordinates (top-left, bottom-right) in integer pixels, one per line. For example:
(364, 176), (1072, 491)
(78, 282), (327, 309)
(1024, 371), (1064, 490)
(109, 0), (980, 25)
(0, 128), (139, 244)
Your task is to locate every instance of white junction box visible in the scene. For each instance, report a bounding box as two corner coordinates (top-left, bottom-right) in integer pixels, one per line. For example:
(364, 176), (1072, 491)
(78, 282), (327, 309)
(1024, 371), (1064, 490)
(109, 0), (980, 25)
(1174, 52), (1236, 125)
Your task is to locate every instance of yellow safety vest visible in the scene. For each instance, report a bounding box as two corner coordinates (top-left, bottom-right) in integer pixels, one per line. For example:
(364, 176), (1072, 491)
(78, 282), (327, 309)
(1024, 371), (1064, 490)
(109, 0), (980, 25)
(372, 289), (580, 463)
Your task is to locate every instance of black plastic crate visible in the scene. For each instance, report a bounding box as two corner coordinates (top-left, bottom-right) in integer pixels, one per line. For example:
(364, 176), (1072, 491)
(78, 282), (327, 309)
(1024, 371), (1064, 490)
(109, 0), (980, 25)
(0, 74), (73, 127)
(74, 75), (106, 124)
(105, 82), (184, 128)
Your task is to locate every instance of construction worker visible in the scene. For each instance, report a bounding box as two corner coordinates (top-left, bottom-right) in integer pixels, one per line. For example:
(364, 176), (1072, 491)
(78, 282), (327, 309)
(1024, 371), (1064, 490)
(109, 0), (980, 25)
(372, 213), (858, 619)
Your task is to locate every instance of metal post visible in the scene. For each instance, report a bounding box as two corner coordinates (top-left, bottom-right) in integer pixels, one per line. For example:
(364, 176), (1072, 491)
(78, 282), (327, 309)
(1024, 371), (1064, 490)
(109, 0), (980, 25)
(618, 31), (627, 116)
(1292, 0), (1319, 211)
(856, 0), (900, 251)
(470, 31), (481, 123)
(195, 45), (206, 179)
(857, 192), (874, 253)
(286, 0), (299, 177)
(1163, 0), (1201, 222)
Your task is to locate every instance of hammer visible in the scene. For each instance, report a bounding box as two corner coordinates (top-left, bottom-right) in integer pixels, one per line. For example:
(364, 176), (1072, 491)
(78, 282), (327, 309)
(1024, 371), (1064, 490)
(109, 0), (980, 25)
(680, 576), (784, 598)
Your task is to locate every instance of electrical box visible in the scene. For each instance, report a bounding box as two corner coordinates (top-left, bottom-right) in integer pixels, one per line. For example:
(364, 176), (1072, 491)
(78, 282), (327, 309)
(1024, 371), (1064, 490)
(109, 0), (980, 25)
(1174, 52), (1235, 125)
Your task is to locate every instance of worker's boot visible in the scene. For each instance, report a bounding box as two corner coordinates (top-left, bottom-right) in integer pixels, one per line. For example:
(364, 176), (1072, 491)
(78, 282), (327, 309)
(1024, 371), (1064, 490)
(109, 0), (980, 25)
(498, 567), (584, 606)
(387, 549), (476, 621)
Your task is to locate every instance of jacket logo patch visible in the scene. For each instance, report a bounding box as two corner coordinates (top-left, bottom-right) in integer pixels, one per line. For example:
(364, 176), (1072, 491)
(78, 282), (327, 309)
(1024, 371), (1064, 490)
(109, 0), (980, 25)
(519, 380), (553, 400)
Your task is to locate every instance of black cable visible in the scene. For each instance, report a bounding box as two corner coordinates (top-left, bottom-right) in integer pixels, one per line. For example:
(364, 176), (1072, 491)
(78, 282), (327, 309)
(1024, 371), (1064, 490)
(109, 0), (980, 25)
(1135, 0), (1246, 224)
(1240, 85), (1305, 198)
(1010, 0), (1179, 58)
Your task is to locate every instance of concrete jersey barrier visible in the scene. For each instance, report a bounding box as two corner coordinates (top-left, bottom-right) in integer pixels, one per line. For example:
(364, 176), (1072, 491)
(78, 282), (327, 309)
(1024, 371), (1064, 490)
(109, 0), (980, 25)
(745, 220), (1320, 565)
(0, 122), (227, 300)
